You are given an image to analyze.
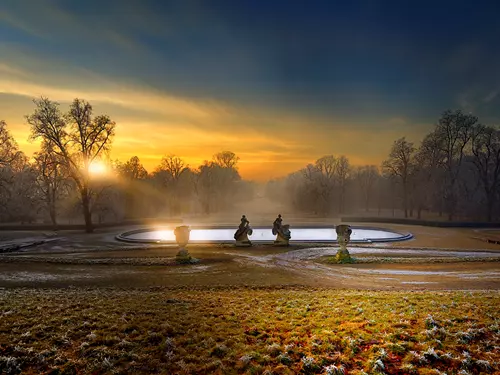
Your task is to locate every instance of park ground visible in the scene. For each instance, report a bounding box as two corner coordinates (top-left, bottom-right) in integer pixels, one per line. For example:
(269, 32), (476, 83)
(0, 222), (499, 374)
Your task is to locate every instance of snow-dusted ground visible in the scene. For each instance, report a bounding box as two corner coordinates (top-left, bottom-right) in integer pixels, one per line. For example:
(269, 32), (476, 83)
(270, 246), (500, 260)
(0, 226), (499, 289)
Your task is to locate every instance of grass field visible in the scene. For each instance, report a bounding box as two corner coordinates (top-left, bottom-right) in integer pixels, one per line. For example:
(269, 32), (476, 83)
(1, 287), (498, 374)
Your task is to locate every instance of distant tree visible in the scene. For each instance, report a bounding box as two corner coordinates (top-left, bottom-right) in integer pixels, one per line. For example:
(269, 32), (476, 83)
(0, 121), (22, 192)
(412, 132), (445, 219)
(114, 156), (149, 219)
(470, 125), (500, 221)
(116, 156), (148, 180)
(2, 153), (39, 223)
(335, 155), (351, 214)
(193, 161), (215, 214)
(432, 109), (477, 220)
(213, 151), (240, 169)
(26, 97), (116, 233)
(192, 158), (241, 214)
(0, 122), (28, 219)
(0, 120), (22, 167)
(153, 155), (189, 215)
(355, 165), (379, 212)
(157, 155), (187, 181)
(32, 143), (70, 226)
(382, 137), (416, 218)
(311, 156), (336, 214)
(296, 166), (322, 214)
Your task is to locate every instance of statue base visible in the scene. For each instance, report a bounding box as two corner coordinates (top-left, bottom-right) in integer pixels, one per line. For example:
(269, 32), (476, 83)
(273, 240), (289, 246)
(235, 240), (252, 247)
(176, 248), (199, 264)
(335, 248), (353, 263)
(274, 231), (290, 246)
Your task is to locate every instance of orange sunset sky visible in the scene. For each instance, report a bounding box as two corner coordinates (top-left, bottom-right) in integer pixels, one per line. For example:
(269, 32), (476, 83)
(1, 1), (498, 181)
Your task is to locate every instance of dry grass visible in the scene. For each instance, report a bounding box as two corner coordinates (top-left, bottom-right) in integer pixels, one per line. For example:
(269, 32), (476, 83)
(0, 287), (499, 374)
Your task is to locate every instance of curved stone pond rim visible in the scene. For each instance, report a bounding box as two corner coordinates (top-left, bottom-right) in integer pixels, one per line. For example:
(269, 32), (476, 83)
(116, 226), (413, 244)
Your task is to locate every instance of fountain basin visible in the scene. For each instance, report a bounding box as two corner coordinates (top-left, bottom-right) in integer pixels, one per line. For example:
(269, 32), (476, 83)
(116, 226), (412, 244)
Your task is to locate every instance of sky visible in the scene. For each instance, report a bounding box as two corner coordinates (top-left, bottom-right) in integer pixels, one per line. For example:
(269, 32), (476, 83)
(1, 0), (499, 181)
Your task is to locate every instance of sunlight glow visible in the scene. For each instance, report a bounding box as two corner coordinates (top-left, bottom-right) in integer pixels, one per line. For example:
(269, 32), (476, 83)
(88, 161), (107, 176)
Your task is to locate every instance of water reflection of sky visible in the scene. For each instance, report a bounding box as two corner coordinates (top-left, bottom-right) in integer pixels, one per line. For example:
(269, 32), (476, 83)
(128, 228), (404, 242)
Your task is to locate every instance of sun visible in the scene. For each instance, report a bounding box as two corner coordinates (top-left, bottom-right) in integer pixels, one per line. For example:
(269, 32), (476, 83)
(88, 161), (107, 176)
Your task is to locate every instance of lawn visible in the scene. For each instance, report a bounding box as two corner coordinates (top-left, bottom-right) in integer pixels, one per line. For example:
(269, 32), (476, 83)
(0, 287), (498, 374)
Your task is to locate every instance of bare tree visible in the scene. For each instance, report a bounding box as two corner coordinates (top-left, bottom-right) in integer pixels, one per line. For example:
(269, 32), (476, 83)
(356, 165), (379, 212)
(471, 125), (500, 221)
(305, 156), (336, 215)
(192, 159), (241, 214)
(193, 161), (217, 214)
(0, 121), (24, 194)
(382, 137), (416, 218)
(1, 153), (39, 223)
(153, 155), (189, 215)
(315, 155), (336, 179)
(213, 151), (240, 169)
(26, 97), (116, 233)
(432, 109), (477, 220)
(32, 143), (70, 226)
(157, 155), (187, 182)
(412, 132), (445, 219)
(116, 156), (148, 180)
(335, 155), (351, 214)
(0, 120), (22, 167)
(114, 156), (149, 219)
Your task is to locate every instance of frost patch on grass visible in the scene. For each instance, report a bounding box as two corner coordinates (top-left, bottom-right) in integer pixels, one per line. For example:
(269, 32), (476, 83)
(169, 265), (213, 274)
(0, 271), (102, 282)
(277, 247), (500, 261)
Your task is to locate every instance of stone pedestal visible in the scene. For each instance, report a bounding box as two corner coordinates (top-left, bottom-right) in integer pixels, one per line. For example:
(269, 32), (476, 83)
(235, 228), (253, 247)
(274, 224), (291, 246)
(235, 239), (252, 247)
(176, 247), (193, 263)
(335, 224), (353, 263)
(174, 226), (194, 263)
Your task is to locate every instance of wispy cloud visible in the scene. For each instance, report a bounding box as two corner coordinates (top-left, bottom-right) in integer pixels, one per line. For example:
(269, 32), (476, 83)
(483, 90), (498, 103)
(0, 58), (415, 179)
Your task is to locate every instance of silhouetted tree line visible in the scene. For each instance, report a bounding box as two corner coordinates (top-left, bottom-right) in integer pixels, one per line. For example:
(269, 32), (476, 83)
(266, 110), (500, 222)
(1, 99), (499, 230)
(0, 97), (253, 232)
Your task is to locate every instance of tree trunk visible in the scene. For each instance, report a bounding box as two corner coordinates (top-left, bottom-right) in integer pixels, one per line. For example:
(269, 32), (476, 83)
(409, 197), (413, 217)
(81, 188), (93, 233)
(49, 205), (57, 226)
(486, 192), (495, 222)
(46, 191), (57, 226)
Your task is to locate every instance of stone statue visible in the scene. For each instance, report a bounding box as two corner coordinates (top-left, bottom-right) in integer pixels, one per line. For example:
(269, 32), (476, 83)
(335, 224), (353, 262)
(174, 225), (192, 262)
(272, 214), (282, 235)
(234, 215), (253, 247)
(273, 214), (291, 246)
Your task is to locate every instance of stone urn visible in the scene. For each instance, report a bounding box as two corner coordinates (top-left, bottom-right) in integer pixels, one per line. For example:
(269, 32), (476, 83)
(174, 225), (191, 261)
(335, 224), (353, 263)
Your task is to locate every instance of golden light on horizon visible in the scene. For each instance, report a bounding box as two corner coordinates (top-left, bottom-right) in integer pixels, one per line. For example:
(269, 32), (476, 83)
(88, 160), (108, 176)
